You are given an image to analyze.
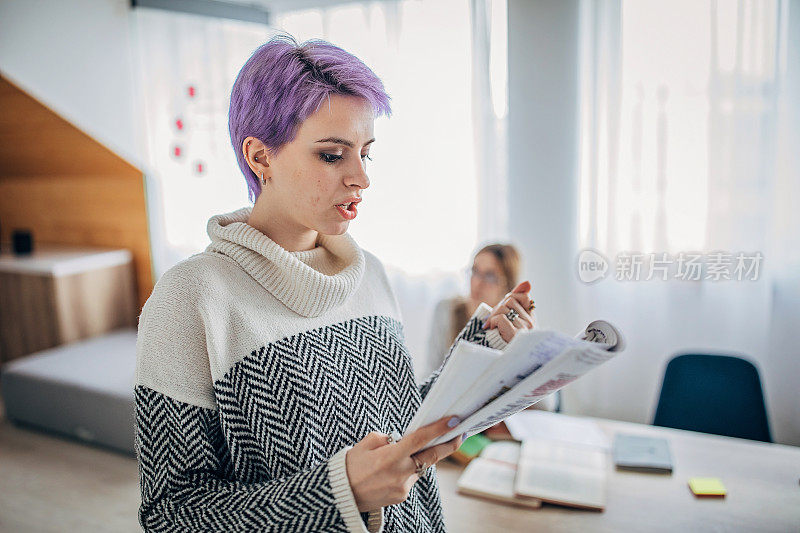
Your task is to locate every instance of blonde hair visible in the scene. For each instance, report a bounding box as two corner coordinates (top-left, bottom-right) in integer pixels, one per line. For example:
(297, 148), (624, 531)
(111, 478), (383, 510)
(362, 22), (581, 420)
(449, 243), (522, 342)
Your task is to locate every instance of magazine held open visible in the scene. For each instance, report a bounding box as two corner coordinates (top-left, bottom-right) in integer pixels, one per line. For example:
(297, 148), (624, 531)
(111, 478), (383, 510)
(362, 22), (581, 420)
(406, 319), (626, 450)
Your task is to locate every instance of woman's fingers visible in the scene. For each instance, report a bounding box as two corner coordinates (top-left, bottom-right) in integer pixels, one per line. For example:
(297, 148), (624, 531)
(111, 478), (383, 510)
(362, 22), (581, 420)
(511, 280), (531, 294)
(509, 280), (534, 311)
(397, 416), (460, 457)
(483, 314), (501, 331)
(496, 314), (517, 343)
(503, 298), (534, 329)
(509, 291), (533, 310)
(484, 314), (507, 332)
(483, 302), (533, 331)
(481, 280), (535, 335)
(348, 422), (462, 511)
(361, 431), (390, 450)
(410, 434), (463, 471)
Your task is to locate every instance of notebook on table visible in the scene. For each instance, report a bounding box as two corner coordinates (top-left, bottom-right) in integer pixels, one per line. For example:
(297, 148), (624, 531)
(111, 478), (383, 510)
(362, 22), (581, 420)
(612, 433), (673, 474)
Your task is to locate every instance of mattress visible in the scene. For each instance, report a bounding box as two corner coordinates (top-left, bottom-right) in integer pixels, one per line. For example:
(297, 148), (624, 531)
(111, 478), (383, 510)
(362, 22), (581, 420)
(0, 328), (137, 455)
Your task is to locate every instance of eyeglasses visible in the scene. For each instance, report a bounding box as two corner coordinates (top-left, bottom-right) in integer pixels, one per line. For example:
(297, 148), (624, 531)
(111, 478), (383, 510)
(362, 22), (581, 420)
(468, 266), (502, 286)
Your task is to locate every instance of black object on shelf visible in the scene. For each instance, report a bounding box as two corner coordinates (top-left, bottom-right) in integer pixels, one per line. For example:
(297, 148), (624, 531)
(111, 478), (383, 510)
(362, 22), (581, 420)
(12, 229), (34, 255)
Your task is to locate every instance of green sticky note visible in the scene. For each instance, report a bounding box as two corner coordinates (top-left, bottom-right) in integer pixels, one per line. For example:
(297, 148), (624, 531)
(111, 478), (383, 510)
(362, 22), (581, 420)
(458, 434), (492, 458)
(688, 477), (726, 497)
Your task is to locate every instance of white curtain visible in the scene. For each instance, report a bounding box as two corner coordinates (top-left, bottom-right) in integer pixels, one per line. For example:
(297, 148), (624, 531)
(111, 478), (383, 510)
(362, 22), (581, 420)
(131, 7), (272, 279)
(275, 0), (508, 381)
(471, 0), (510, 244)
(573, 0), (800, 445)
(132, 1), (509, 382)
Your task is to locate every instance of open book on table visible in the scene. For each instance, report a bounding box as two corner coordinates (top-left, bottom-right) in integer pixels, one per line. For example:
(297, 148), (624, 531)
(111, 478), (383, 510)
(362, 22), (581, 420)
(457, 439), (608, 511)
(407, 319), (626, 450)
(456, 441), (543, 509)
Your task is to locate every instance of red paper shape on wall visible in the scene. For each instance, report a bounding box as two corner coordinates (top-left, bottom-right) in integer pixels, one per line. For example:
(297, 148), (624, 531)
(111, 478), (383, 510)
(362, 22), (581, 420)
(173, 145), (182, 158)
(187, 85), (196, 98)
(195, 161), (204, 174)
(175, 118), (184, 131)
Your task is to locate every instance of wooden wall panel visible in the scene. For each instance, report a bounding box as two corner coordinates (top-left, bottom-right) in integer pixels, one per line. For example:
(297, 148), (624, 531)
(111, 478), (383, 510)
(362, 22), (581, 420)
(0, 73), (153, 309)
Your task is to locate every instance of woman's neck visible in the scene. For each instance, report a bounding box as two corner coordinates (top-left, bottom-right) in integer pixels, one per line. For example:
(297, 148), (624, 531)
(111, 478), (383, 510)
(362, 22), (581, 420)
(247, 198), (319, 252)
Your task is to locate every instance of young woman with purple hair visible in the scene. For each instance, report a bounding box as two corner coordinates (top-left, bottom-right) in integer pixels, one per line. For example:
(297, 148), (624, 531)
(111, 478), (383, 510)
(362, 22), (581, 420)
(134, 34), (534, 532)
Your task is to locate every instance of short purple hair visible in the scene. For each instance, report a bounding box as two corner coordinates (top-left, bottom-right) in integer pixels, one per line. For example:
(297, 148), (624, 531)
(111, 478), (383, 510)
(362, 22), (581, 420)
(229, 34), (392, 202)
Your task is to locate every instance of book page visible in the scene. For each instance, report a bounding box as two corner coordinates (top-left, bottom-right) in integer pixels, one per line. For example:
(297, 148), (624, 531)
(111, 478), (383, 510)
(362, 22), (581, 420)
(458, 458), (543, 509)
(479, 440), (522, 465)
(514, 439), (607, 510)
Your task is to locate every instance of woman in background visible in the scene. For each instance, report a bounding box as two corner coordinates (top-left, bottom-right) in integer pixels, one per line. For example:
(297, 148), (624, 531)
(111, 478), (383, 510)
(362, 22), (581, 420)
(426, 244), (557, 412)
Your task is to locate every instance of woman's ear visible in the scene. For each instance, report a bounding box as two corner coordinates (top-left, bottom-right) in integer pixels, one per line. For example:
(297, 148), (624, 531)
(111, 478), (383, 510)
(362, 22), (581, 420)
(243, 137), (270, 174)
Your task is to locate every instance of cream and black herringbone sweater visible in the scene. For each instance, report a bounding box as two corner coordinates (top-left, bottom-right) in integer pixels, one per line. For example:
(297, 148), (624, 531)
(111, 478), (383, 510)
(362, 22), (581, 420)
(134, 206), (505, 532)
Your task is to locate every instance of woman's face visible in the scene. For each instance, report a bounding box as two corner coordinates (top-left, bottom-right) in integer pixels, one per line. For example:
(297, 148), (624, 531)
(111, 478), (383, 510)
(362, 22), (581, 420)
(470, 251), (508, 306)
(256, 94), (375, 238)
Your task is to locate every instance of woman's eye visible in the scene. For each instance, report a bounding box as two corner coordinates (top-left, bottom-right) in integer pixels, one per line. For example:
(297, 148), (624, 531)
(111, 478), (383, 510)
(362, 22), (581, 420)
(320, 153), (343, 163)
(361, 153), (372, 161)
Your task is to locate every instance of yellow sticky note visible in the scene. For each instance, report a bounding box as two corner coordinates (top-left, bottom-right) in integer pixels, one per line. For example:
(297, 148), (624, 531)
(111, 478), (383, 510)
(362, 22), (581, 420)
(688, 477), (726, 497)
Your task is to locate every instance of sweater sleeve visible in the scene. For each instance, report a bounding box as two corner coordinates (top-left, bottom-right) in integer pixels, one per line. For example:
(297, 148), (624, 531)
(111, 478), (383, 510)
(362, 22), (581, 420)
(135, 385), (382, 532)
(418, 302), (507, 400)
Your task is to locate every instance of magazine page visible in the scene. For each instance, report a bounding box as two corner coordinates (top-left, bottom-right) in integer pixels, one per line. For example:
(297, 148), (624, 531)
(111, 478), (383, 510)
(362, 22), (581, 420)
(406, 329), (574, 435)
(443, 331), (584, 422)
(408, 340), (502, 434)
(578, 320), (625, 351)
(423, 337), (619, 448)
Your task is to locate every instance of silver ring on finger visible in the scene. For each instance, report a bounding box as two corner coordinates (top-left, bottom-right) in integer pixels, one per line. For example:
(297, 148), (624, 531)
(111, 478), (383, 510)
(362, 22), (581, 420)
(386, 430), (402, 445)
(412, 455), (429, 477)
(505, 308), (519, 324)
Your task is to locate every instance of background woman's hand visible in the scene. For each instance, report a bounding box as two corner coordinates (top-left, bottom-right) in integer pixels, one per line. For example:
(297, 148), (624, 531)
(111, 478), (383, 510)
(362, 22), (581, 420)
(482, 280), (535, 343)
(345, 416), (463, 512)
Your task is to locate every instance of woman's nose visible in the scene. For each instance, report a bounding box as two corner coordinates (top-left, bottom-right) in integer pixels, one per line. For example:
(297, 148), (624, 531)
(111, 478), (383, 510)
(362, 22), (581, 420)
(346, 159), (370, 189)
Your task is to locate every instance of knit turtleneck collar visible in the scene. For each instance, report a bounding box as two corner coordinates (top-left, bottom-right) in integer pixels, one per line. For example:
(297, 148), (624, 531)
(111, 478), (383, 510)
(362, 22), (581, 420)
(205, 206), (365, 318)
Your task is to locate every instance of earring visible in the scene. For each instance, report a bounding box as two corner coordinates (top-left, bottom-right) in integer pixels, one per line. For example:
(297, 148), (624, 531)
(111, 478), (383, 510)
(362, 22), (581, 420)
(260, 171), (266, 186)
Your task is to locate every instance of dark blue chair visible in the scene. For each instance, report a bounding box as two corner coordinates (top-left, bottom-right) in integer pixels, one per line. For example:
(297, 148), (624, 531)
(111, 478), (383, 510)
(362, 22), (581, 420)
(653, 353), (772, 442)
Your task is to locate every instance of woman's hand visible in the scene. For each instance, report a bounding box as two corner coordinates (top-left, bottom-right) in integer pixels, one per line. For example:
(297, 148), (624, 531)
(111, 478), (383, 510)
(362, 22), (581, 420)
(481, 280), (535, 343)
(345, 416), (464, 512)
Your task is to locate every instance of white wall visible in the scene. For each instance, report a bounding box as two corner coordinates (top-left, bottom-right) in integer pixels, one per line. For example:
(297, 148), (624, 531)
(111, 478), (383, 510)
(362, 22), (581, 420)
(0, 0), (144, 170)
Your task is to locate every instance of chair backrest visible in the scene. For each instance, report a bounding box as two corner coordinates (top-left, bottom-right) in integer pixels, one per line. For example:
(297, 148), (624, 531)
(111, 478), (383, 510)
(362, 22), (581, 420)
(653, 353), (772, 442)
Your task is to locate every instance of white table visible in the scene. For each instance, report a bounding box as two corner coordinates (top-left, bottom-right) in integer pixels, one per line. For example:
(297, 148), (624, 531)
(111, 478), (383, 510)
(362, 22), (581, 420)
(436, 415), (800, 532)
